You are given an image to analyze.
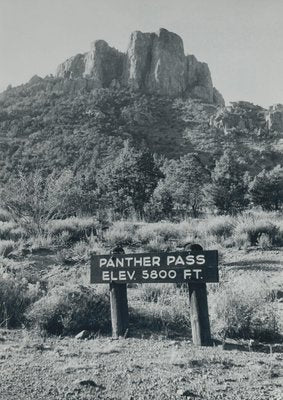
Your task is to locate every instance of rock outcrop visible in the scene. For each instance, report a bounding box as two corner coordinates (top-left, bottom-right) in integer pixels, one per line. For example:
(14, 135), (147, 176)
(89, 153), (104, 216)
(84, 40), (125, 87)
(212, 101), (268, 133)
(266, 104), (283, 132)
(56, 28), (224, 104)
(56, 54), (86, 79)
(213, 87), (225, 106)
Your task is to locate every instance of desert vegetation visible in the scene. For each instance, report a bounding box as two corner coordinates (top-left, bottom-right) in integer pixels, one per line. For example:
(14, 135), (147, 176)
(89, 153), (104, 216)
(0, 199), (282, 344)
(0, 76), (282, 399)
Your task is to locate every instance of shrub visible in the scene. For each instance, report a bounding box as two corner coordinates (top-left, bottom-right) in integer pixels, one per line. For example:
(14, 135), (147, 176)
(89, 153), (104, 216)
(104, 221), (141, 246)
(26, 284), (110, 335)
(29, 234), (53, 250)
(0, 221), (17, 240)
(9, 226), (26, 241)
(204, 216), (235, 240)
(143, 236), (170, 252)
(234, 215), (279, 246)
(0, 277), (43, 327)
(209, 273), (280, 342)
(0, 240), (16, 257)
(137, 222), (184, 244)
(47, 217), (98, 243)
(258, 233), (272, 249)
(138, 284), (174, 303)
(0, 208), (12, 222)
(130, 284), (191, 337)
(274, 217), (283, 246)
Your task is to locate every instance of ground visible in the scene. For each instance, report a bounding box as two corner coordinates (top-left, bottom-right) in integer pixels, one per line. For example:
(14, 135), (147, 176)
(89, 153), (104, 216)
(1, 247), (283, 400)
(0, 330), (282, 400)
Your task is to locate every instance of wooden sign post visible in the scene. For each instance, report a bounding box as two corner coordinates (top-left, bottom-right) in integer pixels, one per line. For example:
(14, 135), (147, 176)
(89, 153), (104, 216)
(109, 246), (129, 338)
(185, 243), (212, 346)
(90, 245), (218, 345)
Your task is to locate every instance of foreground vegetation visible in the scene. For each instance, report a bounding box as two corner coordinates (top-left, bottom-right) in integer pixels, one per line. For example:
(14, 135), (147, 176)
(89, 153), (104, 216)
(1, 63), (282, 400)
(0, 208), (282, 345)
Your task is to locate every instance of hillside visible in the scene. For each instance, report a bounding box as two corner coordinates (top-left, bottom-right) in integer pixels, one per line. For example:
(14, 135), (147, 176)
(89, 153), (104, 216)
(0, 28), (282, 183)
(0, 78), (282, 183)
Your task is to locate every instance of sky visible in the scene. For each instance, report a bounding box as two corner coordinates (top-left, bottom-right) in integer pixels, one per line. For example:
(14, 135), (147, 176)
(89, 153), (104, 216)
(0, 0), (283, 107)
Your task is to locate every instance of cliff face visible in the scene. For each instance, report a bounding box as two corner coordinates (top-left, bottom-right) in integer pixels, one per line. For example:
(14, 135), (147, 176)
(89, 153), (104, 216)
(56, 28), (224, 105)
(266, 104), (283, 131)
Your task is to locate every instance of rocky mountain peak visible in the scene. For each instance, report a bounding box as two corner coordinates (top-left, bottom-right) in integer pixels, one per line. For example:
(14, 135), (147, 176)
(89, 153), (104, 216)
(56, 28), (224, 105)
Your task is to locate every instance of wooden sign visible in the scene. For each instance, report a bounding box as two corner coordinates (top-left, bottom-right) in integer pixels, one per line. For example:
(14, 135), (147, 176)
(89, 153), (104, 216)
(90, 251), (218, 284)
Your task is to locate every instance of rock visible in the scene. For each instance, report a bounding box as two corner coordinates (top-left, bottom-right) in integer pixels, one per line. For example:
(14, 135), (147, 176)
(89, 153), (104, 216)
(29, 75), (43, 84)
(213, 87), (225, 106)
(186, 55), (199, 87)
(188, 60), (214, 103)
(77, 379), (97, 387)
(177, 388), (197, 397)
(145, 28), (187, 96)
(266, 104), (283, 131)
(56, 53), (86, 79)
(123, 30), (154, 90)
(212, 101), (267, 132)
(123, 28), (187, 96)
(75, 330), (90, 340)
(84, 40), (125, 87)
(55, 28), (223, 104)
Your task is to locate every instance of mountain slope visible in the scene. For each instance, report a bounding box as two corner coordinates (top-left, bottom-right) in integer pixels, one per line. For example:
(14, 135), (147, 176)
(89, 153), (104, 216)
(0, 29), (282, 183)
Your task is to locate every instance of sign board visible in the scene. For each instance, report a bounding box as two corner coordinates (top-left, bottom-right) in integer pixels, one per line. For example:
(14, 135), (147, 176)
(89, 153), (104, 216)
(90, 251), (218, 284)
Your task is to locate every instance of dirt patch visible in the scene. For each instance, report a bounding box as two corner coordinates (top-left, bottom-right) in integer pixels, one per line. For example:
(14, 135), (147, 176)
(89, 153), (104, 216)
(0, 330), (282, 400)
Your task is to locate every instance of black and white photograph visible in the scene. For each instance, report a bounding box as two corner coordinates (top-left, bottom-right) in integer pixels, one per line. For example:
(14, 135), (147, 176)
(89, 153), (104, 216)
(0, 1), (282, 399)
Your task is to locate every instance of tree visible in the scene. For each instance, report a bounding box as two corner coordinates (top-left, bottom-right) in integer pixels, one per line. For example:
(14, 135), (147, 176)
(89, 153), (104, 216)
(205, 149), (250, 214)
(0, 169), (98, 234)
(96, 142), (163, 218)
(249, 165), (283, 210)
(144, 180), (174, 221)
(160, 154), (210, 217)
(0, 171), (59, 233)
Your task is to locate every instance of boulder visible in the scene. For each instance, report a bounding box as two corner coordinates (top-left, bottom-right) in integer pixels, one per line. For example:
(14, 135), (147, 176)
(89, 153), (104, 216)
(75, 330), (90, 340)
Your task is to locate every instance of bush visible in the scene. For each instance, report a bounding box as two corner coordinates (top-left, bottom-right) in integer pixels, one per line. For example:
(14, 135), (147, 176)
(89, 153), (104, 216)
(143, 236), (170, 252)
(258, 233), (272, 249)
(209, 273), (280, 342)
(130, 284), (191, 337)
(205, 216), (235, 240)
(234, 215), (279, 246)
(139, 284), (170, 303)
(46, 217), (98, 243)
(29, 234), (53, 249)
(26, 284), (110, 335)
(0, 221), (17, 240)
(0, 208), (12, 222)
(104, 221), (141, 246)
(0, 277), (43, 327)
(137, 222), (184, 244)
(274, 217), (283, 246)
(0, 240), (16, 257)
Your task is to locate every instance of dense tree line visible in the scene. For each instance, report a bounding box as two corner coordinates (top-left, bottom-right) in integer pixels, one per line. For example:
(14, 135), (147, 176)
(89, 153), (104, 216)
(1, 142), (282, 227)
(0, 78), (282, 221)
